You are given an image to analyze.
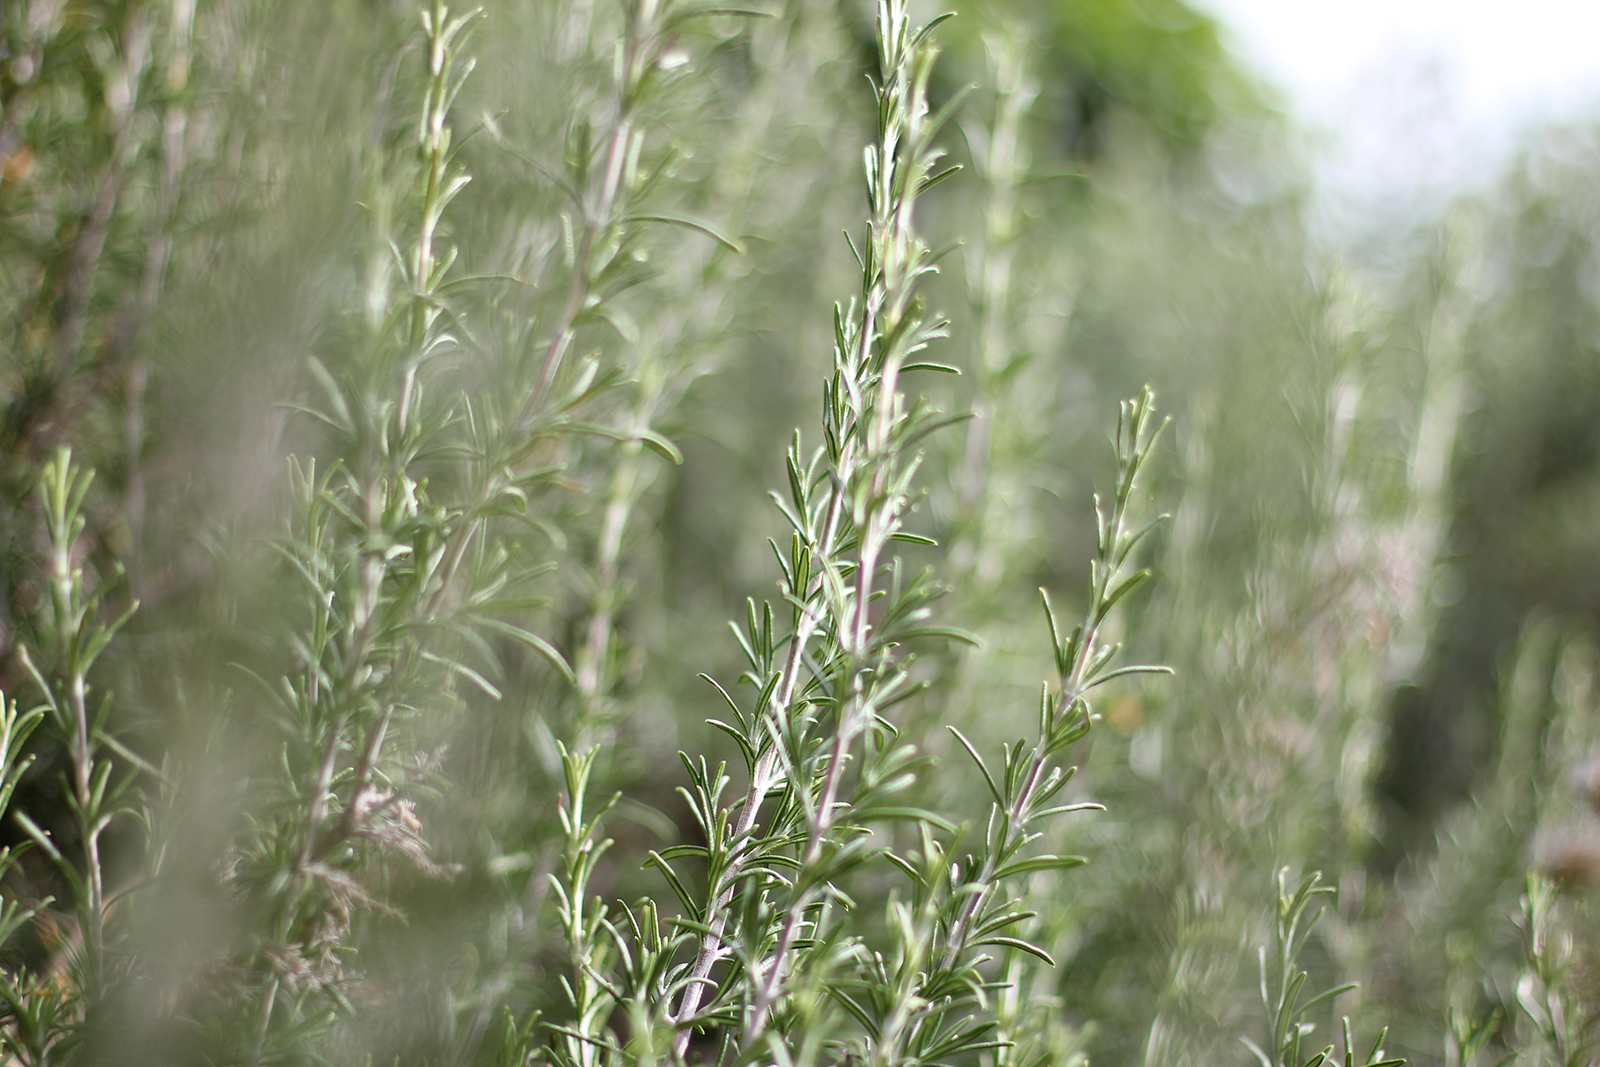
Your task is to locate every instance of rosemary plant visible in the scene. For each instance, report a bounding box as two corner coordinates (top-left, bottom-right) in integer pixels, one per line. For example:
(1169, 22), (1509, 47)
(219, 5), (578, 1056)
(650, 1), (974, 1057)
(452, 0), (752, 1055)
(859, 388), (1165, 1067)
(539, 7), (1170, 1067)
(1508, 873), (1600, 1067)
(1, 449), (139, 1063)
(1244, 870), (1402, 1067)
(0, 691), (48, 1064)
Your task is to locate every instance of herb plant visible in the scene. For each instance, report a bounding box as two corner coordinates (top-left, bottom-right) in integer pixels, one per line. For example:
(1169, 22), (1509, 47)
(0, 0), (1589, 1065)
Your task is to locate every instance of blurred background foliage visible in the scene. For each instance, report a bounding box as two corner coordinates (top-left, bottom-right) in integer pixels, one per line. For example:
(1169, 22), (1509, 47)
(4, 0), (1600, 1063)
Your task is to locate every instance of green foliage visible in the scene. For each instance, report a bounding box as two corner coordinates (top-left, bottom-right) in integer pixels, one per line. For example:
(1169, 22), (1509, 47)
(1245, 871), (1397, 1067)
(2, 0), (1600, 1064)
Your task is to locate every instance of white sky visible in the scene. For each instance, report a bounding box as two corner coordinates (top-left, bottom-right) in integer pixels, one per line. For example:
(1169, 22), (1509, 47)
(1195, 0), (1600, 124)
(1191, 0), (1600, 242)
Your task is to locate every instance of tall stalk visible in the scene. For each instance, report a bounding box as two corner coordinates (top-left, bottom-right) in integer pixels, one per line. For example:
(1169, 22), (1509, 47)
(9, 449), (138, 1060)
(657, 3), (966, 1055)
(231, 5), (548, 1058)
